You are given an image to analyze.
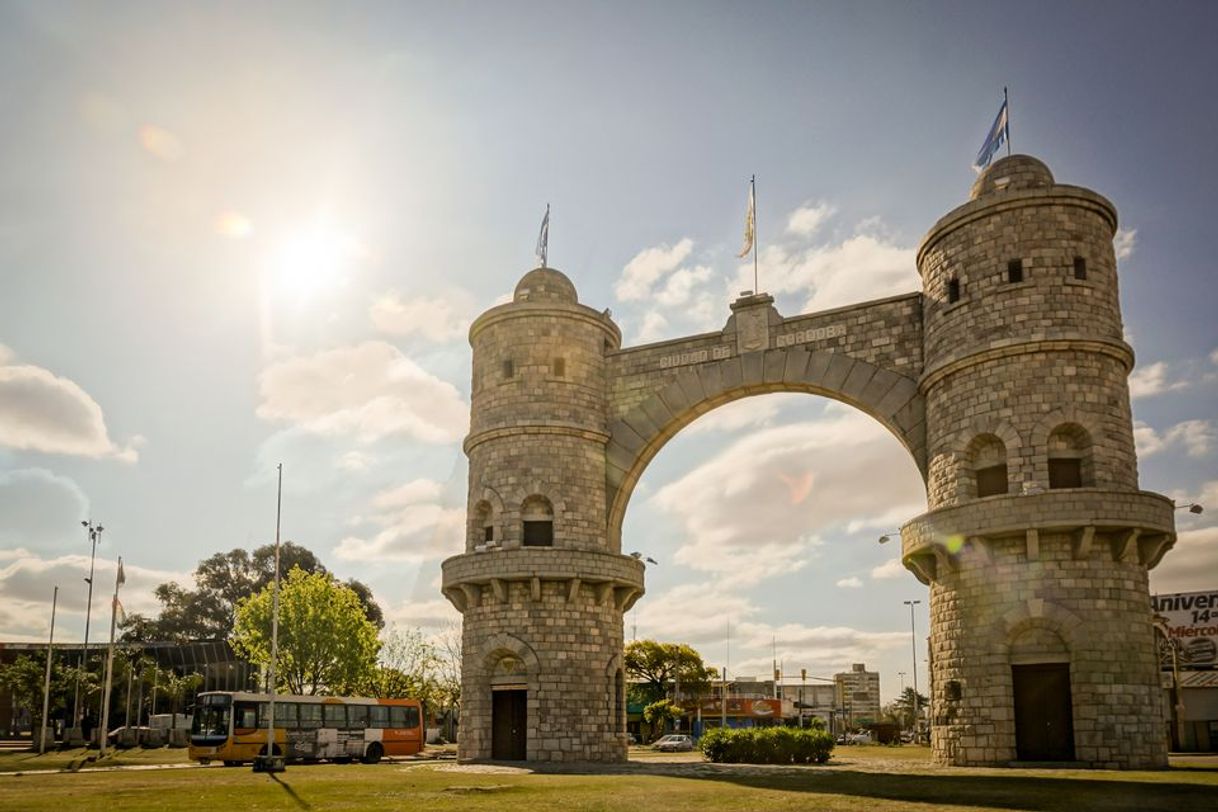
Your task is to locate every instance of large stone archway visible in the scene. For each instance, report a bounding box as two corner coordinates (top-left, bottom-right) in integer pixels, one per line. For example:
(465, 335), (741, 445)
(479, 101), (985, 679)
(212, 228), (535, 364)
(441, 155), (1177, 768)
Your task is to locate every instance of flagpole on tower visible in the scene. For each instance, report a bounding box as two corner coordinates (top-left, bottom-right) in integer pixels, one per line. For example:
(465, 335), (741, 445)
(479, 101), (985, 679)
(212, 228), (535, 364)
(1004, 86), (1011, 156)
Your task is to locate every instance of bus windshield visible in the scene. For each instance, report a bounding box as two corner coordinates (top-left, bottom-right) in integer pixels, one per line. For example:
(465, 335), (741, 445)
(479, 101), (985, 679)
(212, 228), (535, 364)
(191, 705), (229, 738)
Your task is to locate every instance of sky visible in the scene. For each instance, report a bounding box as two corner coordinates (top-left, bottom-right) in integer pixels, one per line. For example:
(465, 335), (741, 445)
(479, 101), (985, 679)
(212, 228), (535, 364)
(1, 1), (1216, 704)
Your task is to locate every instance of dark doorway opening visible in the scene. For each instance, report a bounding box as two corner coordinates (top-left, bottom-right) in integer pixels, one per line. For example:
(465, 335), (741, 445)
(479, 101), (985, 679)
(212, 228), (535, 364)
(492, 688), (527, 760)
(1012, 663), (1075, 761)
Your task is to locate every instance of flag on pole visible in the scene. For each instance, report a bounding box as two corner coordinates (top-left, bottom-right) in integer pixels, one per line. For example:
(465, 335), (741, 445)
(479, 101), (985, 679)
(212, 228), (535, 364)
(112, 597), (126, 625)
(116, 558), (125, 587)
(535, 204), (550, 268)
(974, 95), (1010, 170)
(737, 180), (756, 258)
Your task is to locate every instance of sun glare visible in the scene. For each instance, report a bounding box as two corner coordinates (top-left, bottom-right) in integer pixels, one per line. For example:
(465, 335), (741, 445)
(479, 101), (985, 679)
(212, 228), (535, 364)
(270, 220), (360, 302)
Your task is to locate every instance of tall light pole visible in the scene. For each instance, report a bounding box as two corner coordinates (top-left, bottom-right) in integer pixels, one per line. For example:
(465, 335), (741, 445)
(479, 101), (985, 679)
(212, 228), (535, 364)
(904, 600), (921, 738)
(74, 520), (103, 734)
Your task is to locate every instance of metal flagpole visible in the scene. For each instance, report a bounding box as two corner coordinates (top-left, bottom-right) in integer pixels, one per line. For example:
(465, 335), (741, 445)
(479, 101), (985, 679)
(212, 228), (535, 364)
(99, 558), (123, 757)
(1004, 87), (1011, 156)
(256, 463), (286, 772)
(39, 586), (58, 755)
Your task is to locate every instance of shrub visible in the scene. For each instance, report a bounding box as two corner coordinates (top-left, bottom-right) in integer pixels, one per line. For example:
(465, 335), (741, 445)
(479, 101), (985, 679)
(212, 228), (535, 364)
(699, 726), (834, 764)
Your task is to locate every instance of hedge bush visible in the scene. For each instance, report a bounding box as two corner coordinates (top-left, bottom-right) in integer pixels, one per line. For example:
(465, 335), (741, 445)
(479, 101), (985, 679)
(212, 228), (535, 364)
(698, 726), (834, 764)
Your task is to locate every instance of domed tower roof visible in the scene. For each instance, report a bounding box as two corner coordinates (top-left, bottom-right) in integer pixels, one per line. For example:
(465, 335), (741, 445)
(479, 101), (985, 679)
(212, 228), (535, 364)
(970, 154), (1055, 199)
(513, 267), (578, 304)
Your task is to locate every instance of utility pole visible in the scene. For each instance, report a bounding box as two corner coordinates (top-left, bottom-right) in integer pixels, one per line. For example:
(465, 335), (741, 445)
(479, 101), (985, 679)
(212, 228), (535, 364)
(904, 600), (922, 739)
(73, 521), (103, 736)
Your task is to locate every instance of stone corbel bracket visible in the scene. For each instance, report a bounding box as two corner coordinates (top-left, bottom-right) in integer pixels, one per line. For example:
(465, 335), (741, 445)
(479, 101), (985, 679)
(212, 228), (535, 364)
(440, 547), (646, 614)
(900, 489), (1176, 585)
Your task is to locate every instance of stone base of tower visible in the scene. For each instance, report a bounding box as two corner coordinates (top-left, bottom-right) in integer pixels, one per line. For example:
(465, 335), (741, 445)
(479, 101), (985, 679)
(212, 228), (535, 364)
(904, 490), (1174, 769)
(442, 549), (643, 763)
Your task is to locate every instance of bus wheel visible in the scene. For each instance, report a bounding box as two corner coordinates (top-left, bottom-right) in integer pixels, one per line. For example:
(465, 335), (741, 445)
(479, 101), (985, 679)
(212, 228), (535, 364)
(362, 743), (383, 765)
(222, 760), (241, 767)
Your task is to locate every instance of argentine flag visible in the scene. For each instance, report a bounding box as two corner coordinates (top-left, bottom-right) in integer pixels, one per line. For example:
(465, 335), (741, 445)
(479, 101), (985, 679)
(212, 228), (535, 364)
(974, 99), (1009, 170)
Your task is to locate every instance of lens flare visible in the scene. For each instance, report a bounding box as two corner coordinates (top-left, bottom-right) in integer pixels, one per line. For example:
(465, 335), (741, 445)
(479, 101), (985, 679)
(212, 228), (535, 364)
(138, 125), (184, 161)
(215, 211), (253, 239)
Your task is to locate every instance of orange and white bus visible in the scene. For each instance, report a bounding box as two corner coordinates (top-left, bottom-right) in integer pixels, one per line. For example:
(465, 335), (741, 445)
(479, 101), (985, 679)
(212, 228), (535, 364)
(188, 691), (424, 765)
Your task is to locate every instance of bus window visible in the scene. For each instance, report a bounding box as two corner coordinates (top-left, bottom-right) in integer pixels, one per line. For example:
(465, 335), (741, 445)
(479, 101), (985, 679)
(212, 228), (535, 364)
(369, 706), (389, 729)
(234, 703), (258, 730)
(257, 703), (271, 728)
(389, 706), (406, 728)
(323, 703), (346, 728)
(404, 706), (420, 729)
(347, 705), (369, 729)
(299, 703), (322, 730)
(276, 703), (297, 729)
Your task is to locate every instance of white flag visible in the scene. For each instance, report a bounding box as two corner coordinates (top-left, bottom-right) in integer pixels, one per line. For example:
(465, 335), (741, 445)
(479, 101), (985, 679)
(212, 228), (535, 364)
(737, 181), (755, 258)
(116, 557), (125, 587)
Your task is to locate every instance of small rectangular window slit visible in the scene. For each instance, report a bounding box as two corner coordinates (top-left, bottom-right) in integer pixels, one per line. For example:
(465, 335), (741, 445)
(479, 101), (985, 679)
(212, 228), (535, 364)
(947, 277), (960, 303)
(1073, 257), (1087, 280)
(1007, 259), (1023, 284)
(502, 360), (514, 379)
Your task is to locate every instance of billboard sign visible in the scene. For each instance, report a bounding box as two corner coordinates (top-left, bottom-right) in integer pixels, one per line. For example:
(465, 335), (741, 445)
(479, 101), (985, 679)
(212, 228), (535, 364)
(1152, 589), (1218, 669)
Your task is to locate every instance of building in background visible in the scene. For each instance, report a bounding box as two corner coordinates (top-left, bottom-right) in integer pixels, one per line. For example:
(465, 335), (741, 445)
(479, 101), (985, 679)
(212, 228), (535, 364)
(834, 663), (881, 729)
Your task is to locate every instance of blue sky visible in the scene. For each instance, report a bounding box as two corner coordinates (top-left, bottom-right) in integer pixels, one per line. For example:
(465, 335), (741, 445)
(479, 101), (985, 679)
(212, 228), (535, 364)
(1, 1), (1215, 701)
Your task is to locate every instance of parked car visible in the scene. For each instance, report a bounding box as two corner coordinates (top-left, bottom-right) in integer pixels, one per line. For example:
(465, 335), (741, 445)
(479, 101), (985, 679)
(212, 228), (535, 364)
(653, 734), (694, 752)
(844, 730), (874, 745)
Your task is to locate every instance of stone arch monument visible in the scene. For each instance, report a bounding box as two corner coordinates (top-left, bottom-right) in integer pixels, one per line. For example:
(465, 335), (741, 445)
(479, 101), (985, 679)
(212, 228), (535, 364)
(441, 155), (1176, 768)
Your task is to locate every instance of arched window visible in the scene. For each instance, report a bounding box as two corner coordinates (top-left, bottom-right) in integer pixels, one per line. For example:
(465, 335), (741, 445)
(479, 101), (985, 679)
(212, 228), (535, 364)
(521, 495), (554, 547)
(473, 500), (494, 543)
(966, 434), (1008, 498)
(1047, 423), (1093, 489)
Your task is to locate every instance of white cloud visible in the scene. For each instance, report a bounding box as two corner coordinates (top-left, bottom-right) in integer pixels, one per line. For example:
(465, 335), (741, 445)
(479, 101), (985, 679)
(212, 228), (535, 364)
(1150, 524), (1218, 595)
(369, 290), (474, 342)
(0, 353), (139, 461)
(870, 557), (906, 580)
(334, 478), (464, 562)
(1129, 361), (1190, 399)
(0, 469), (90, 550)
(1114, 227), (1137, 261)
(383, 597), (461, 631)
(684, 397), (781, 435)
(0, 551), (185, 640)
(654, 265), (713, 308)
(735, 229), (918, 314)
(631, 311), (671, 345)
(615, 239), (694, 301)
(1134, 419), (1215, 458)
(651, 410), (926, 586)
(786, 202), (836, 237)
(836, 576), (863, 589)
(1210, 348), (1218, 366)
(257, 341), (468, 444)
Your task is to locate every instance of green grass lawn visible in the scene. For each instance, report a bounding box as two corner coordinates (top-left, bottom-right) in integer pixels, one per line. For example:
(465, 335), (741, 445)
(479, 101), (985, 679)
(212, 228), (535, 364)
(0, 746), (191, 774)
(0, 746), (1214, 812)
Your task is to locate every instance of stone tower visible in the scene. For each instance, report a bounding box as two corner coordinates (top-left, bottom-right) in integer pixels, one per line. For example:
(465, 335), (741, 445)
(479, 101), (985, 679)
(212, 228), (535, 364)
(907, 155), (1174, 768)
(441, 268), (644, 762)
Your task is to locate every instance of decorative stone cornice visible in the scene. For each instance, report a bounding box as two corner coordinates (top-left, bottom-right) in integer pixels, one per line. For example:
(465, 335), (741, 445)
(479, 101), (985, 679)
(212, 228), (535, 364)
(441, 548), (645, 613)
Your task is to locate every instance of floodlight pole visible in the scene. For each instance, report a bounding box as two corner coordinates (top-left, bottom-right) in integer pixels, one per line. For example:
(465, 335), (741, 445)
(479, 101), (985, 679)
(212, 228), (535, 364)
(74, 521), (102, 733)
(256, 464), (286, 773)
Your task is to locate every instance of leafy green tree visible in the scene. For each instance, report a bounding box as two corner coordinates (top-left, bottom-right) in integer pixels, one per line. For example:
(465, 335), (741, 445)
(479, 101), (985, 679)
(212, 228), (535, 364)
(624, 640), (718, 705)
(231, 567), (380, 695)
(123, 541), (383, 642)
(642, 698), (680, 738)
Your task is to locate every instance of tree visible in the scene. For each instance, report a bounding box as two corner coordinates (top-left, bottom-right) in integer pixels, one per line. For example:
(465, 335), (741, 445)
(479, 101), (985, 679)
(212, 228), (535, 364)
(891, 686), (929, 730)
(642, 699), (680, 738)
(360, 627), (438, 701)
(123, 541), (382, 642)
(624, 640), (718, 706)
(231, 567), (380, 695)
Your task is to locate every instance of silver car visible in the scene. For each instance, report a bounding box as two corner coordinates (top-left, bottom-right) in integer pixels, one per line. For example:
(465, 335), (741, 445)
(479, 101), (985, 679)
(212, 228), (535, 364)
(653, 734), (694, 752)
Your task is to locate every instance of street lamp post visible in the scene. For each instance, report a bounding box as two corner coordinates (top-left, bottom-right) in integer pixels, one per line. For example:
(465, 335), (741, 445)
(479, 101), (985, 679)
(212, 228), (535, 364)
(74, 520), (103, 737)
(904, 600), (921, 739)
